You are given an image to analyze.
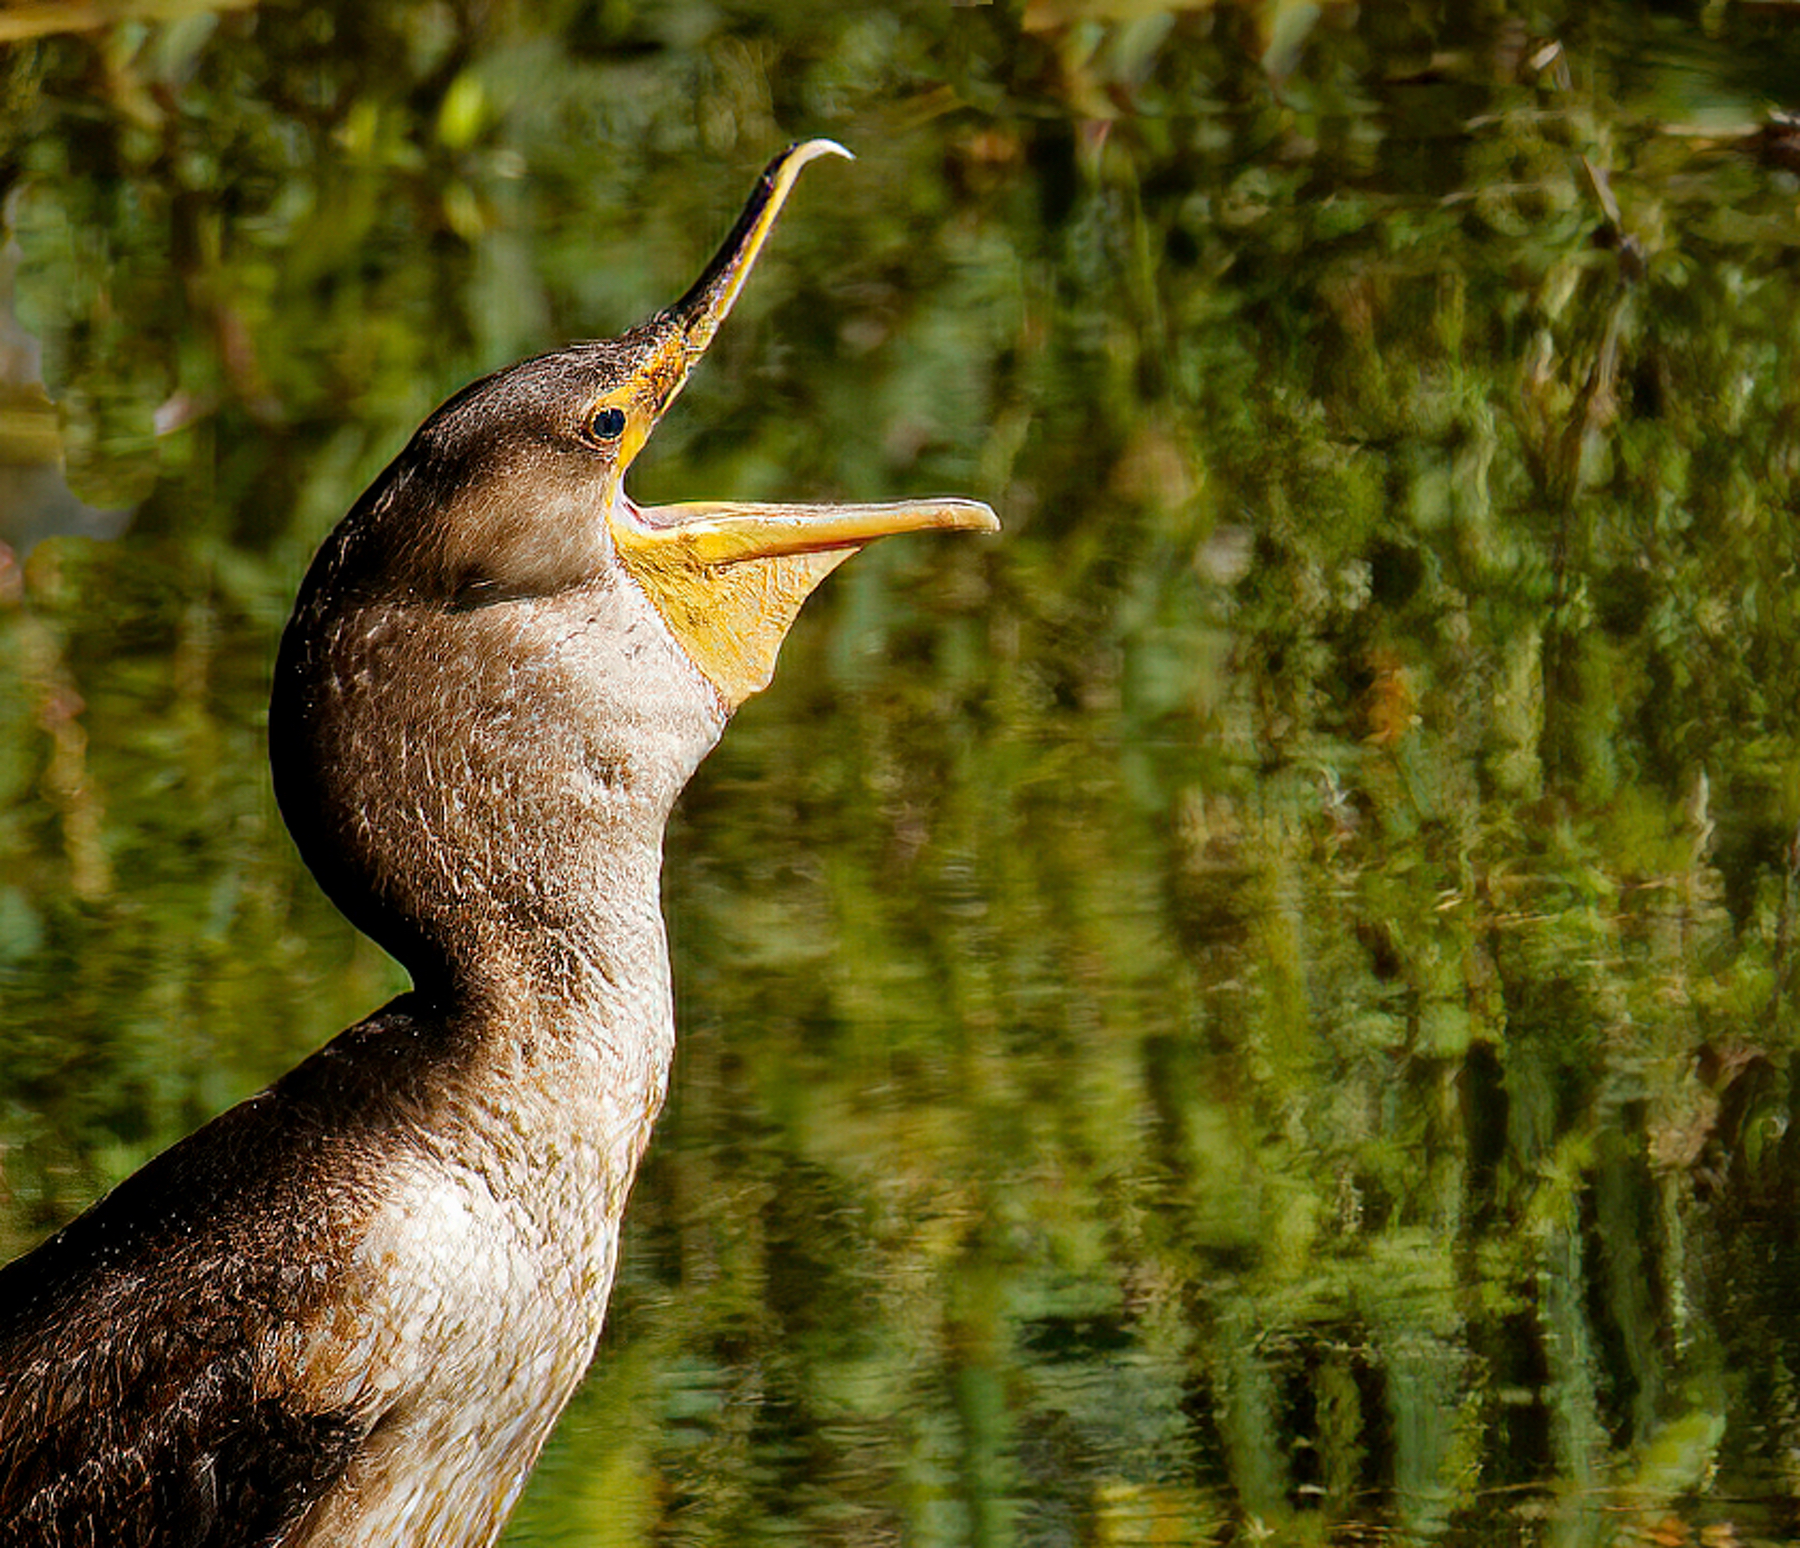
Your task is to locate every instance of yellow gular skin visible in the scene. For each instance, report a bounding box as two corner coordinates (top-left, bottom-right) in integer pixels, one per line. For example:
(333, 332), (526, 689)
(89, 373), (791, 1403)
(614, 497), (996, 707)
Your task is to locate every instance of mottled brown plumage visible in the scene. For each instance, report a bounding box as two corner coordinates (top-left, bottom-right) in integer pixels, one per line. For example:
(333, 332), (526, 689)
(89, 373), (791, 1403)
(0, 142), (996, 1547)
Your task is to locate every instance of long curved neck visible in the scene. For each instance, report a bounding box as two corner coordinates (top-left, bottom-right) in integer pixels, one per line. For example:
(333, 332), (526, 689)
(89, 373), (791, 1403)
(440, 839), (680, 1204)
(270, 537), (728, 1025)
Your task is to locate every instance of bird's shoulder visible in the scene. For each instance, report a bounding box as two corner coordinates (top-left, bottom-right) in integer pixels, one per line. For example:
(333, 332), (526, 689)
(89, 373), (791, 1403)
(0, 998), (457, 1547)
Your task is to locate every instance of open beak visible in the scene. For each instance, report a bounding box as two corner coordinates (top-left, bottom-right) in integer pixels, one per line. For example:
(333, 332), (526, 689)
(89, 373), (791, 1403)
(605, 139), (999, 708)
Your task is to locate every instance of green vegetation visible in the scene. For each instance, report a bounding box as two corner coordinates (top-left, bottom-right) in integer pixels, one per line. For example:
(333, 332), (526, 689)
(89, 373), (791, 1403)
(6, 2), (1800, 1542)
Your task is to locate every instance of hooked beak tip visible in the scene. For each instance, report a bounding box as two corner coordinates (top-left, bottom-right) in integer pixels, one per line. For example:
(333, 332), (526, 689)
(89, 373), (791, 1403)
(791, 137), (854, 167)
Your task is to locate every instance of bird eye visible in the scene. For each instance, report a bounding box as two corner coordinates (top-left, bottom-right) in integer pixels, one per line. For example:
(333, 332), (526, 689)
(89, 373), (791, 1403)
(588, 406), (627, 442)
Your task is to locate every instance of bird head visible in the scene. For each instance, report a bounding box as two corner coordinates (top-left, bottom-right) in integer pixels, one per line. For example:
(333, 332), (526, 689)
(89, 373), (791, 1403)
(321, 140), (994, 705)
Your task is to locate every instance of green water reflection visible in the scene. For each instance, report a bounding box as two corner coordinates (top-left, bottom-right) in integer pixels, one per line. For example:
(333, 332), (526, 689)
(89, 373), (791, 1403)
(7, 3), (1800, 1543)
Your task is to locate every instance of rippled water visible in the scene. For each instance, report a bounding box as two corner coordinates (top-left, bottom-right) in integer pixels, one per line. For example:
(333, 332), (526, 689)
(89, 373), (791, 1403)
(8, 5), (1800, 1545)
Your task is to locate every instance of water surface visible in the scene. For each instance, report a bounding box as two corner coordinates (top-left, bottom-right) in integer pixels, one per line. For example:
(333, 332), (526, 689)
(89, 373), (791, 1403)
(6, 5), (1800, 1544)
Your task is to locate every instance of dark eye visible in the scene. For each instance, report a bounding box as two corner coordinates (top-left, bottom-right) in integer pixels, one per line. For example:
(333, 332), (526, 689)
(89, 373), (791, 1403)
(588, 405), (627, 442)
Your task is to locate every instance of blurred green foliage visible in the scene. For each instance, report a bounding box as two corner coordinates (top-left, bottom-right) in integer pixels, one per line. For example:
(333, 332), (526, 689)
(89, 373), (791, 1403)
(8, 0), (1800, 1543)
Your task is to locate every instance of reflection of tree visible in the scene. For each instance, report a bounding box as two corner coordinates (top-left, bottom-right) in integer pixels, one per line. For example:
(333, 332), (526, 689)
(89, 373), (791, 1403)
(7, 4), (1800, 1543)
(0, 224), (131, 560)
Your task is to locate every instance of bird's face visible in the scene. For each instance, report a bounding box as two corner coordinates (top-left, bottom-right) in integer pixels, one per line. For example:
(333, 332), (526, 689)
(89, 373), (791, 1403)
(356, 140), (996, 708)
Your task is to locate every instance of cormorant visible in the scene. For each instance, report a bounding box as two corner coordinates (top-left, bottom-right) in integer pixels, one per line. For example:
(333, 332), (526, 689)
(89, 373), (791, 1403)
(0, 140), (997, 1548)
